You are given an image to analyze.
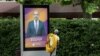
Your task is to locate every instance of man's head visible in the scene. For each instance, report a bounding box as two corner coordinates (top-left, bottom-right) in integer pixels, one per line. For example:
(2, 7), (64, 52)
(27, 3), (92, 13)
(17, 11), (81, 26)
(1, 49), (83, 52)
(33, 10), (39, 21)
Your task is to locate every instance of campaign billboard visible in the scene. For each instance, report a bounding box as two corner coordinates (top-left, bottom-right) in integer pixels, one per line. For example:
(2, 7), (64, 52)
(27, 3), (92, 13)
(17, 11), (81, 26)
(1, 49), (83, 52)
(23, 5), (49, 50)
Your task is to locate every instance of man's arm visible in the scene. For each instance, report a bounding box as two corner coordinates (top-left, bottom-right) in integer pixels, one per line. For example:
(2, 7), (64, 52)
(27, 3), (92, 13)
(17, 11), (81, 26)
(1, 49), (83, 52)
(41, 23), (46, 36)
(27, 22), (31, 37)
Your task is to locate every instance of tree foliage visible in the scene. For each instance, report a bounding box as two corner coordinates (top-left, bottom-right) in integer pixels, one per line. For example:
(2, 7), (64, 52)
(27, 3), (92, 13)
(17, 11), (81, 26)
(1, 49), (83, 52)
(16, 0), (100, 18)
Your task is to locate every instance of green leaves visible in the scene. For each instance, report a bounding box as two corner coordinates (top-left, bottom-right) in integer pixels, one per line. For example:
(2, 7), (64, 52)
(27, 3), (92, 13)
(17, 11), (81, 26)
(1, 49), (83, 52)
(16, 0), (72, 5)
(50, 18), (100, 56)
(85, 2), (98, 14)
(0, 17), (100, 56)
(61, 0), (72, 5)
(0, 17), (20, 56)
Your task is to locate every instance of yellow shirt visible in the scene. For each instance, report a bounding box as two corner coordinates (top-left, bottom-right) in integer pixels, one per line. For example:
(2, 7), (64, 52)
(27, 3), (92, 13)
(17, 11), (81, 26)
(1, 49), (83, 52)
(46, 33), (60, 53)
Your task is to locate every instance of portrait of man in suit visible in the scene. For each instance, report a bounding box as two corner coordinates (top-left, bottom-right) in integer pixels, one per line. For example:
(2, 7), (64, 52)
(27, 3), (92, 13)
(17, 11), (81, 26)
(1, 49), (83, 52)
(27, 10), (46, 37)
(24, 7), (48, 48)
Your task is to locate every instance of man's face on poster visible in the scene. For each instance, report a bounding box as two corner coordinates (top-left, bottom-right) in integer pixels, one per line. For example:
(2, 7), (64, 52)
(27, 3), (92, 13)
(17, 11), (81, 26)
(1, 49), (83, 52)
(34, 11), (39, 21)
(24, 7), (48, 49)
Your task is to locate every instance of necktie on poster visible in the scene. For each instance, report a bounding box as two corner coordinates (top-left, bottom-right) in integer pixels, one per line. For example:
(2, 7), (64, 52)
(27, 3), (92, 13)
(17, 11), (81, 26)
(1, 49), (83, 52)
(36, 20), (38, 34)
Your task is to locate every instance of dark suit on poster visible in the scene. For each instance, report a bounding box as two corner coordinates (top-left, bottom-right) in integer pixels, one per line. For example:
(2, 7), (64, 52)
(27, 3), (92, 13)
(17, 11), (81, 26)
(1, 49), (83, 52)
(27, 20), (46, 37)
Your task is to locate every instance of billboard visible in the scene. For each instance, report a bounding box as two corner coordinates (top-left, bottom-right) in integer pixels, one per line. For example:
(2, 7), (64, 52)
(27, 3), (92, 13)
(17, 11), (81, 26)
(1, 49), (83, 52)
(23, 5), (49, 50)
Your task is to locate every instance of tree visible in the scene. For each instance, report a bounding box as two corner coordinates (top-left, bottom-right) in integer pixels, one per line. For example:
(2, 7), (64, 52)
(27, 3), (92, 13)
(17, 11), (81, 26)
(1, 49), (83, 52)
(73, 0), (99, 19)
(16, 0), (99, 19)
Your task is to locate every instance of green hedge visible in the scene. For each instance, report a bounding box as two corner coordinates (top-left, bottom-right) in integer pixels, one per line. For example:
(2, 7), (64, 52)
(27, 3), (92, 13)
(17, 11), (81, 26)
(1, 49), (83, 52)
(0, 17), (20, 56)
(49, 19), (100, 56)
(0, 18), (100, 56)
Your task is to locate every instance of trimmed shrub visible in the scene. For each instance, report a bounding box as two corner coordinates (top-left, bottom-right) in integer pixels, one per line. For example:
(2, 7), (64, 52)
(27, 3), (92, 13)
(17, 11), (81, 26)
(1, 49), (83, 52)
(0, 17), (20, 56)
(0, 17), (100, 56)
(49, 19), (100, 56)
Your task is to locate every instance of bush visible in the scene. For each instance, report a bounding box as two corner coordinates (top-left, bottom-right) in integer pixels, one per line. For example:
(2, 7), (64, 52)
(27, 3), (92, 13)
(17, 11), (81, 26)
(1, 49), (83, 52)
(0, 17), (100, 56)
(49, 19), (100, 56)
(0, 17), (20, 56)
